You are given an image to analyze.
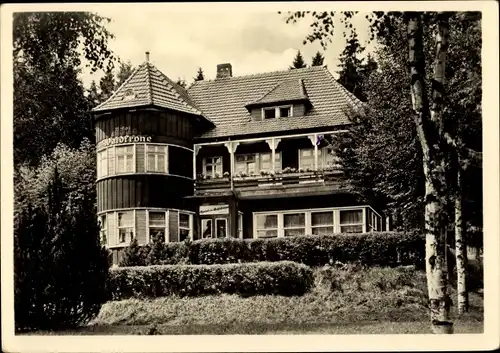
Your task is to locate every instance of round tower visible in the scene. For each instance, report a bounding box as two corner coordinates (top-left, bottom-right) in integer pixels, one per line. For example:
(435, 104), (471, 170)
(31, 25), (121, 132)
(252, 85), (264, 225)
(92, 54), (213, 264)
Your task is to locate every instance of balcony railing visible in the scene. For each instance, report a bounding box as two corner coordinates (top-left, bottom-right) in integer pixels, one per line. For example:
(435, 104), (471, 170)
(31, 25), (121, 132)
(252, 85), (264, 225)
(195, 168), (345, 192)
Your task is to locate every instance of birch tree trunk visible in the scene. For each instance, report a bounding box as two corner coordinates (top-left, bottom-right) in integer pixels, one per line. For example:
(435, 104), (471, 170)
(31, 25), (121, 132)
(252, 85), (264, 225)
(407, 12), (453, 334)
(455, 163), (469, 314)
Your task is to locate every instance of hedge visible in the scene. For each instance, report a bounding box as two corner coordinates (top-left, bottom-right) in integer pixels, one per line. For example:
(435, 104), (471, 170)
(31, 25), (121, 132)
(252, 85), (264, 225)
(107, 261), (314, 300)
(119, 231), (425, 268)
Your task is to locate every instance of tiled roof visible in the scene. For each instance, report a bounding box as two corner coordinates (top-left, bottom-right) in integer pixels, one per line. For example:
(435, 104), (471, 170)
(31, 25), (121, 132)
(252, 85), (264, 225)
(246, 78), (309, 108)
(92, 62), (204, 116)
(188, 66), (363, 140)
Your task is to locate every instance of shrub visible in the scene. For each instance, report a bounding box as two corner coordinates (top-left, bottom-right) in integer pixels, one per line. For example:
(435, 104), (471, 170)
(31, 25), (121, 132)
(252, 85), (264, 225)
(107, 261), (314, 300)
(121, 231), (424, 268)
(120, 238), (146, 267)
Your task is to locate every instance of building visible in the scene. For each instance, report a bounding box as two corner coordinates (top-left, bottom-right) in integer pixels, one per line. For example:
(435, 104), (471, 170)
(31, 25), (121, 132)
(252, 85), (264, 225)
(92, 54), (383, 264)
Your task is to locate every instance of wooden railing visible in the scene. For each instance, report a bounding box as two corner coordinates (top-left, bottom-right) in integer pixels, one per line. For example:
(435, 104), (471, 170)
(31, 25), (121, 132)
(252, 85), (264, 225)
(195, 169), (345, 192)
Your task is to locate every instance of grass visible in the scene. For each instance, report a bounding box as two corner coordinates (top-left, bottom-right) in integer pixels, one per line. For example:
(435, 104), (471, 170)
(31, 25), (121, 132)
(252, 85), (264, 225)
(26, 265), (484, 335)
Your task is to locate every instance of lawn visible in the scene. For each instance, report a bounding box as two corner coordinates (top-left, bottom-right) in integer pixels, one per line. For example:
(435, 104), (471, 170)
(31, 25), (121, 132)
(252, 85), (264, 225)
(28, 265), (484, 335)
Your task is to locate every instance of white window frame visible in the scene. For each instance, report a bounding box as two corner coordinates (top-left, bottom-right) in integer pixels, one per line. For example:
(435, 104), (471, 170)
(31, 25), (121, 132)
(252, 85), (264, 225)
(115, 144), (135, 174)
(178, 212), (193, 241)
(339, 209), (364, 234)
(238, 212), (243, 239)
(254, 213), (279, 238)
(97, 149), (108, 178)
(298, 148), (315, 170)
(99, 214), (107, 245)
(310, 210), (335, 235)
(283, 212), (306, 237)
(215, 218), (228, 238)
(145, 144), (168, 173)
(253, 206), (379, 238)
(202, 156), (223, 178)
(201, 218), (213, 239)
(235, 153), (257, 175)
(117, 210), (135, 244)
(261, 105), (293, 119)
(147, 210), (168, 243)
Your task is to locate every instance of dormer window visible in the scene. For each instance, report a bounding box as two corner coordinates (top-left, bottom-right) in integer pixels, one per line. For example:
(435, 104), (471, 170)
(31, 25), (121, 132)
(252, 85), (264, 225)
(261, 105), (293, 119)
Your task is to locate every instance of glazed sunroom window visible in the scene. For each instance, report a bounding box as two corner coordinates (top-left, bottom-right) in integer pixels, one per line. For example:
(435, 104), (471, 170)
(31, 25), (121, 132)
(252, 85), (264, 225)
(311, 211), (334, 235)
(339, 210), (363, 233)
(256, 214), (278, 238)
(283, 213), (305, 236)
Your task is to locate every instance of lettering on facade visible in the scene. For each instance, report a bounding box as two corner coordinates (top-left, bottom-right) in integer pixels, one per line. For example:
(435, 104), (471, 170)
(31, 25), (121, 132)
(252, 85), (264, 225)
(199, 204), (229, 215)
(97, 135), (152, 149)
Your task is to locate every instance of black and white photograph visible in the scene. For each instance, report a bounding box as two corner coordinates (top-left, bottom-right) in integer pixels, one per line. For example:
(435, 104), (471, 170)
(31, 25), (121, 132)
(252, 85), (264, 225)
(1, 1), (499, 352)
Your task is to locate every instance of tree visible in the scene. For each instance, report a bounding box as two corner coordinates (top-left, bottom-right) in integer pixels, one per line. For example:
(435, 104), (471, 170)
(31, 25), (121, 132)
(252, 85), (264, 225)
(99, 66), (116, 102)
(337, 33), (366, 99)
(194, 67), (205, 81)
(176, 77), (187, 88)
(311, 51), (325, 66)
(280, 10), (482, 334)
(87, 80), (101, 108)
(13, 12), (115, 167)
(289, 50), (307, 69)
(14, 167), (109, 331)
(116, 60), (134, 87)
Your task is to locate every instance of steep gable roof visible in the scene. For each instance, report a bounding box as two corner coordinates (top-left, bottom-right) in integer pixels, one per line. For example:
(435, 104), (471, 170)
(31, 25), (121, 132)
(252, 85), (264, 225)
(92, 62), (204, 117)
(246, 78), (309, 108)
(188, 66), (363, 140)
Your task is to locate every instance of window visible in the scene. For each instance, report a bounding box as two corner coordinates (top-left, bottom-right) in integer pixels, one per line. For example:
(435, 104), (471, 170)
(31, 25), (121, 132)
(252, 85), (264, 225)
(340, 210), (363, 233)
(215, 218), (227, 238)
(149, 211), (166, 242)
(299, 149), (315, 170)
(283, 213), (305, 236)
(259, 152), (282, 172)
(253, 207), (369, 238)
(99, 215), (107, 245)
(263, 108), (276, 119)
(97, 150), (108, 178)
(236, 154), (256, 175)
(280, 106), (291, 117)
(256, 214), (278, 238)
(117, 211), (134, 244)
(179, 212), (192, 241)
(201, 219), (212, 238)
(262, 106), (293, 119)
(115, 145), (134, 173)
(311, 211), (334, 235)
(146, 145), (167, 172)
(299, 147), (340, 170)
(203, 156), (223, 178)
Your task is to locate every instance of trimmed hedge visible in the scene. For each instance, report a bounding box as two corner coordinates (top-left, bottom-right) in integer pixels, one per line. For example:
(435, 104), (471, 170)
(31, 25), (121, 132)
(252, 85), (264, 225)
(107, 261), (314, 300)
(119, 231), (425, 268)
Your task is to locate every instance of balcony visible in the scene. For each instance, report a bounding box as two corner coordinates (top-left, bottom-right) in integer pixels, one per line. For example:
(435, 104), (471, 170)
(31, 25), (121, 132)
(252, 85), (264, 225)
(195, 167), (349, 199)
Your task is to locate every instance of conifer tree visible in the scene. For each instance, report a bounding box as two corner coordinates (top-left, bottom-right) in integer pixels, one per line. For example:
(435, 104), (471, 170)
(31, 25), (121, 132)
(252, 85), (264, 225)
(194, 67), (205, 81)
(289, 50), (307, 69)
(311, 51), (325, 66)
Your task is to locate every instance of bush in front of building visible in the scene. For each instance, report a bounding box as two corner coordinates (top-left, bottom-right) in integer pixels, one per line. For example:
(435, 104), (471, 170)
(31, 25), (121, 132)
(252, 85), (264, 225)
(107, 261), (314, 300)
(119, 231), (424, 268)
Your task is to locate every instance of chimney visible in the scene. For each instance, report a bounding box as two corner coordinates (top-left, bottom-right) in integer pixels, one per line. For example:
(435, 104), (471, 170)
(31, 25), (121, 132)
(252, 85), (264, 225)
(145, 51), (150, 62)
(216, 63), (232, 79)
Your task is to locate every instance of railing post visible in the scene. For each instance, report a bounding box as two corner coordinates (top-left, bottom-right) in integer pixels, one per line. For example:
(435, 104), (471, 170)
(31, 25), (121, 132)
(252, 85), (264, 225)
(265, 138), (281, 173)
(308, 134), (319, 170)
(193, 145), (201, 180)
(224, 141), (239, 190)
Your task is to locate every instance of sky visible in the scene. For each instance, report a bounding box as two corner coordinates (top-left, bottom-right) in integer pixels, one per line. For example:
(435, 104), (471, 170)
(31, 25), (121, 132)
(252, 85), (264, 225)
(80, 5), (375, 88)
